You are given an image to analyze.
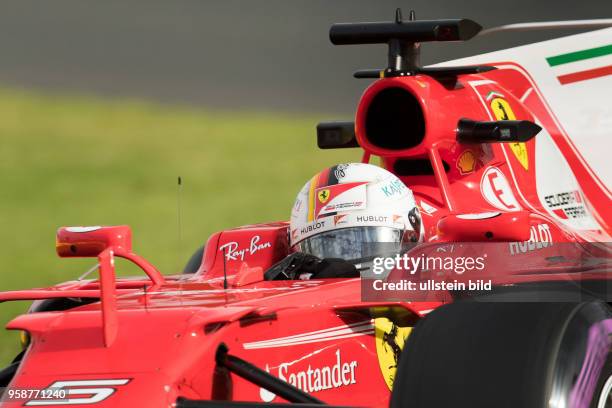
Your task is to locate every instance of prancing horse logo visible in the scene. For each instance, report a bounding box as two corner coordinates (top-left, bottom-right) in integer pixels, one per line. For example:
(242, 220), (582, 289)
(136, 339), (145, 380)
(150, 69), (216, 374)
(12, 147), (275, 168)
(374, 317), (412, 390)
(317, 189), (330, 204)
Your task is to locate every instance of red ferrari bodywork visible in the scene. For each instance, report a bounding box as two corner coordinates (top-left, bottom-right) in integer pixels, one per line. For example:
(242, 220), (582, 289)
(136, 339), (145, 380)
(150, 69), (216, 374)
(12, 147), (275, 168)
(1, 37), (610, 408)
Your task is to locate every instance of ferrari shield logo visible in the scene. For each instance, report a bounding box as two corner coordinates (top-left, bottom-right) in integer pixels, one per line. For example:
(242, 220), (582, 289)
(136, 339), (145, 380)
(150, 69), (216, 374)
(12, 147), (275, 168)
(374, 317), (412, 390)
(490, 97), (528, 170)
(490, 97), (515, 121)
(509, 142), (528, 170)
(317, 189), (331, 204)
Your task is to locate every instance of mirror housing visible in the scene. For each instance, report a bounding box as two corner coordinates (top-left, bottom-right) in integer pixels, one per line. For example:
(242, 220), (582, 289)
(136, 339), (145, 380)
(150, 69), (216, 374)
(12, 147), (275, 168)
(317, 121), (359, 149)
(457, 118), (541, 144)
(56, 226), (132, 257)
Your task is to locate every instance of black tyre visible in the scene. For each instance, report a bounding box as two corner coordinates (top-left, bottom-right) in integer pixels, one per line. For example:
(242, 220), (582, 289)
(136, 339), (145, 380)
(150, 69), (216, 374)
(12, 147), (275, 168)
(0, 350), (25, 394)
(30, 297), (96, 313)
(593, 354), (612, 408)
(183, 245), (204, 274)
(390, 301), (612, 408)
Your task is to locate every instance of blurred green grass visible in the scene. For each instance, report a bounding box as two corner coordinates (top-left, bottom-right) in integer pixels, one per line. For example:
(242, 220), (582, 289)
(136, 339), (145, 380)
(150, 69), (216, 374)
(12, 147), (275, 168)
(0, 86), (358, 364)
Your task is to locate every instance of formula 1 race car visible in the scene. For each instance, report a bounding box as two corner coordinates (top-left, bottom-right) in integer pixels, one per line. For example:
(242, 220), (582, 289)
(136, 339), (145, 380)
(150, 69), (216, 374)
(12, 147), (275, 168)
(1, 10), (611, 408)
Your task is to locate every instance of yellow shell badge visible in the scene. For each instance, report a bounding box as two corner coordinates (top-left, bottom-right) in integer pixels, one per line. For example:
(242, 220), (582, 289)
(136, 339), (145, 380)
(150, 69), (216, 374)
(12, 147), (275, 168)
(375, 317), (412, 390)
(317, 189), (330, 204)
(490, 96), (528, 170)
(456, 149), (476, 175)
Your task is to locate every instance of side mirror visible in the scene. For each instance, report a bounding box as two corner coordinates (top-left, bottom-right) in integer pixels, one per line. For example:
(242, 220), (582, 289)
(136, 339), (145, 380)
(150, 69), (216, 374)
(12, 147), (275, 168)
(456, 118), (541, 144)
(317, 121), (359, 149)
(56, 226), (132, 257)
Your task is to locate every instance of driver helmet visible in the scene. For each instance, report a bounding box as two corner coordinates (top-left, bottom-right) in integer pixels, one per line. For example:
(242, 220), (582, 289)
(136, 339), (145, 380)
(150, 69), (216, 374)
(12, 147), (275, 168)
(290, 163), (422, 262)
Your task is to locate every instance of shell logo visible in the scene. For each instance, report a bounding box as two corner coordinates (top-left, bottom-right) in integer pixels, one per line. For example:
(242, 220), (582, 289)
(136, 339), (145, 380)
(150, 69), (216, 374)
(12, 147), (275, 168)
(456, 149), (476, 175)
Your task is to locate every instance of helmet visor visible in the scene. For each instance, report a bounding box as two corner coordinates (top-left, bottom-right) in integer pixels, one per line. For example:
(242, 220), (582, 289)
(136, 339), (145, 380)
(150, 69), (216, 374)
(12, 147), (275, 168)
(294, 226), (403, 262)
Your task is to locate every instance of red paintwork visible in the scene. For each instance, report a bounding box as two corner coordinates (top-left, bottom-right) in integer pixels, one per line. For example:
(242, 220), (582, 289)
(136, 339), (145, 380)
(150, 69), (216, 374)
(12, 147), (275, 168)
(56, 226), (132, 257)
(1, 62), (610, 408)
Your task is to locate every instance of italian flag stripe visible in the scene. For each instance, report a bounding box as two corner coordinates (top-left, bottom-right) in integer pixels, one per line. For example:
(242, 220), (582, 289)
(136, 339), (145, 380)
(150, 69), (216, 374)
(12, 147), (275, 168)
(546, 44), (612, 66)
(558, 65), (612, 85)
(546, 44), (612, 85)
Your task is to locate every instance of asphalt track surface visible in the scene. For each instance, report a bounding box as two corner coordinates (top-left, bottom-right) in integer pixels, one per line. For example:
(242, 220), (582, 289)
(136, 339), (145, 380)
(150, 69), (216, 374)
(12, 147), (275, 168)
(0, 0), (611, 114)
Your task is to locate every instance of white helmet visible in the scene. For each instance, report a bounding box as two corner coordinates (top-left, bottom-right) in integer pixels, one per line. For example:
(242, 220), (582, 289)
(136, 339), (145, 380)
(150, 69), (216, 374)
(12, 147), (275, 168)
(290, 163), (422, 261)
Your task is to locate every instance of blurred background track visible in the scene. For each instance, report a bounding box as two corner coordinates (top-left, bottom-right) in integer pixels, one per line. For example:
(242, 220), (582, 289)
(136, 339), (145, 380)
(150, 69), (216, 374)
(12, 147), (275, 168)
(1, 0), (611, 114)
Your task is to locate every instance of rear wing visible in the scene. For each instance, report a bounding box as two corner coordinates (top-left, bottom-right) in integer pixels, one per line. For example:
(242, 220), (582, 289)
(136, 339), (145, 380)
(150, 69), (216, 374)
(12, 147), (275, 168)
(0, 226), (165, 347)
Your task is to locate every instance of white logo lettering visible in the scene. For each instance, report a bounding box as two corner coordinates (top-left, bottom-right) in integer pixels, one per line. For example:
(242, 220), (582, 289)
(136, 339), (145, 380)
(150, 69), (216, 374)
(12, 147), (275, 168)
(25, 379), (130, 406)
(260, 349), (357, 401)
(260, 364), (277, 402)
(509, 224), (553, 255)
(219, 235), (272, 261)
(480, 167), (521, 212)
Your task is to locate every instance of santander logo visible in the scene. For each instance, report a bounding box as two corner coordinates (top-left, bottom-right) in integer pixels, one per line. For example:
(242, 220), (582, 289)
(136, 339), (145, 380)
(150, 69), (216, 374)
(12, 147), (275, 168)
(260, 349), (358, 402)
